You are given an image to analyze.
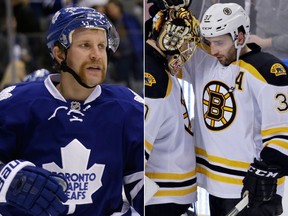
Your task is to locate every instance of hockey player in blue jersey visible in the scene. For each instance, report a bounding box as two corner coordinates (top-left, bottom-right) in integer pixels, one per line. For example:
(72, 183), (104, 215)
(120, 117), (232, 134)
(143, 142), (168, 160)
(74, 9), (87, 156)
(0, 6), (144, 216)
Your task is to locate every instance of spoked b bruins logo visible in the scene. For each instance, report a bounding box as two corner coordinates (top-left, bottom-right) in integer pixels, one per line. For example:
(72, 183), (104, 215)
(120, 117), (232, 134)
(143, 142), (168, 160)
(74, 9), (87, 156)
(203, 81), (236, 131)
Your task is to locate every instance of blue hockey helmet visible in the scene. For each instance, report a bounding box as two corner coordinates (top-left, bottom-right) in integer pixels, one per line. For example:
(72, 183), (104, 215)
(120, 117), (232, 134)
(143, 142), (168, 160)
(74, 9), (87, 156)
(46, 7), (120, 58)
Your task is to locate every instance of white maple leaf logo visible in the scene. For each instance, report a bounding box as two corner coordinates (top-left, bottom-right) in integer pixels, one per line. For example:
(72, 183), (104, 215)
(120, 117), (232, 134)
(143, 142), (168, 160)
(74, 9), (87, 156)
(129, 89), (144, 104)
(43, 139), (105, 214)
(0, 86), (16, 101)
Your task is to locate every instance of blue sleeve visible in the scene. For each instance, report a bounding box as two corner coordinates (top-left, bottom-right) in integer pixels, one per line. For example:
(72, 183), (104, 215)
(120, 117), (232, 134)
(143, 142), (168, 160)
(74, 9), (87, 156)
(0, 87), (28, 162)
(122, 99), (144, 215)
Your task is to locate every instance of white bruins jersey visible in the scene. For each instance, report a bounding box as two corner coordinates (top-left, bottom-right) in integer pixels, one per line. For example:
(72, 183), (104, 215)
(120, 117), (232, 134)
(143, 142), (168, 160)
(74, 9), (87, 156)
(145, 44), (197, 205)
(182, 44), (288, 198)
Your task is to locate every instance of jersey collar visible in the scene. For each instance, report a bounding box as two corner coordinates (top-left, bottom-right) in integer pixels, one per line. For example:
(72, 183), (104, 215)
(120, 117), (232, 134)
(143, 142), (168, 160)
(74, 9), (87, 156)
(44, 74), (102, 104)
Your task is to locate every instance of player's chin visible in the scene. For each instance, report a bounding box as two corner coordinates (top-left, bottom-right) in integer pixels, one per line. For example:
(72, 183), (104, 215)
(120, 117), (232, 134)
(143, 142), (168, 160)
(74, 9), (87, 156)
(86, 73), (106, 86)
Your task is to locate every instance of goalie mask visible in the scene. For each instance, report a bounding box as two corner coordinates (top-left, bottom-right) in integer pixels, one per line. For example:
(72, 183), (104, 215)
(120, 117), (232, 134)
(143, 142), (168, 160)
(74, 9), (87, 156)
(152, 8), (200, 75)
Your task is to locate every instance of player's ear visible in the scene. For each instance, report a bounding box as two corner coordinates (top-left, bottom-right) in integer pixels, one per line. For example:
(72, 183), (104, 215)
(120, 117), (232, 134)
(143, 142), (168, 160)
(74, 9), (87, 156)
(237, 32), (245, 46)
(53, 46), (65, 64)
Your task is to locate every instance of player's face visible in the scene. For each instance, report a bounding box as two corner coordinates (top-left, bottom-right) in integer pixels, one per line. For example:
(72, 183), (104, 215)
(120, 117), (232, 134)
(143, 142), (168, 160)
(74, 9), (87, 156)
(205, 34), (236, 66)
(66, 28), (108, 86)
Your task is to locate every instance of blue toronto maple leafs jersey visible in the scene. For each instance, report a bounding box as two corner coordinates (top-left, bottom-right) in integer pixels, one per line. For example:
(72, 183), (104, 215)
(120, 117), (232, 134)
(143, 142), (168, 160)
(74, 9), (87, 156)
(0, 74), (144, 215)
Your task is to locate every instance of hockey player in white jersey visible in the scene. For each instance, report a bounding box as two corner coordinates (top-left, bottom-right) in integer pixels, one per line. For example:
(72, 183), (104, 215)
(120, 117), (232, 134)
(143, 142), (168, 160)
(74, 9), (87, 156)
(178, 3), (288, 216)
(0, 6), (144, 216)
(144, 2), (200, 215)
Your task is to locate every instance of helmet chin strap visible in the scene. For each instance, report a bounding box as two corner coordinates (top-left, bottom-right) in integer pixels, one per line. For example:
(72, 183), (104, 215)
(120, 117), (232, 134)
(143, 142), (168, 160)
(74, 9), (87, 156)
(229, 43), (242, 93)
(60, 61), (96, 89)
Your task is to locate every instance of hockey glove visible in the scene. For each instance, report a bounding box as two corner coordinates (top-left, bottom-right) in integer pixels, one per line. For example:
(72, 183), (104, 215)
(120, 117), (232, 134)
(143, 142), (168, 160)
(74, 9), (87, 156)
(0, 160), (68, 216)
(148, 0), (190, 11)
(241, 159), (282, 208)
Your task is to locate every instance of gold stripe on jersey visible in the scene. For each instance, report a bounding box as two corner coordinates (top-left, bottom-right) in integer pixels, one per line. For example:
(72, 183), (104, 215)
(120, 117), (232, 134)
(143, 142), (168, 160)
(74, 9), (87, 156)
(165, 74), (173, 97)
(262, 127), (288, 137)
(264, 140), (288, 150)
(196, 147), (250, 169)
(145, 139), (152, 165)
(197, 166), (243, 185)
(262, 127), (288, 153)
(146, 170), (197, 197)
(234, 60), (267, 83)
(177, 69), (183, 79)
(197, 163), (286, 186)
(155, 184), (197, 197)
(278, 177), (286, 185)
(145, 139), (153, 153)
(146, 169), (196, 180)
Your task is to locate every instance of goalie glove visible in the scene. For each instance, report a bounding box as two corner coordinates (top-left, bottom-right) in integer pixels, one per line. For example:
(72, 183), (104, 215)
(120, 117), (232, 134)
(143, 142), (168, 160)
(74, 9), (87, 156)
(241, 159), (282, 208)
(148, 0), (191, 11)
(0, 160), (68, 215)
